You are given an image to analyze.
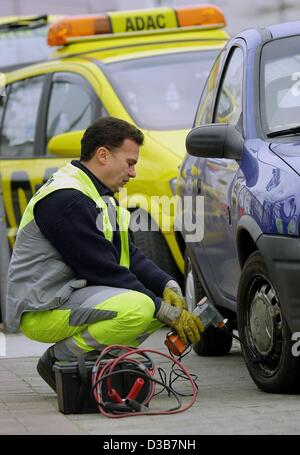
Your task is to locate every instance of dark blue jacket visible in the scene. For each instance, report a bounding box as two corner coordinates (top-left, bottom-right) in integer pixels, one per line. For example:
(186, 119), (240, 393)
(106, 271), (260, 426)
(34, 160), (172, 313)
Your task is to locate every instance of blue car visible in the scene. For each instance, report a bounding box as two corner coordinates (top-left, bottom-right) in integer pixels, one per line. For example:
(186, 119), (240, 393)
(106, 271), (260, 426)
(175, 21), (300, 393)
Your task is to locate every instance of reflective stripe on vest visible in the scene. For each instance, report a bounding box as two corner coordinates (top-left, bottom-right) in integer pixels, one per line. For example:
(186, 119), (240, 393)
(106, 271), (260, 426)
(19, 163), (130, 268)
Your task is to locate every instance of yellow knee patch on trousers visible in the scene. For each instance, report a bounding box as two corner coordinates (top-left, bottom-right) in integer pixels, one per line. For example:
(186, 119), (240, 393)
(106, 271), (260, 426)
(77, 290), (156, 349)
(20, 308), (84, 342)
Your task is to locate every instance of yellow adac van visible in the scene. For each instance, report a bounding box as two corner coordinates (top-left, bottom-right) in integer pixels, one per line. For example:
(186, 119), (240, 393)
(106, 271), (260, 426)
(0, 5), (229, 310)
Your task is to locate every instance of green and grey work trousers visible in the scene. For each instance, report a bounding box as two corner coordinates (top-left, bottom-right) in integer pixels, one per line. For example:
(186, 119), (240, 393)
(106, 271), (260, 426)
(20, 286), (163, 360)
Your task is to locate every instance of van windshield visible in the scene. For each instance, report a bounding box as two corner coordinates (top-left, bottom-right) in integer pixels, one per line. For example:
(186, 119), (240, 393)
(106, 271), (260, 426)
(0, 17), (54, 70)
(105, 50), (218, 130)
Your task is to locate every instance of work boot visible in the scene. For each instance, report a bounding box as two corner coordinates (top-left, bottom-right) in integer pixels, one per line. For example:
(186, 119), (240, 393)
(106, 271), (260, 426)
(37, 346), (57, 392)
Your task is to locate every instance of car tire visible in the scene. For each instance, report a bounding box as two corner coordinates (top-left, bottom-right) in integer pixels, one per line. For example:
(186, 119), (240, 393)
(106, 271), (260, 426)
(237, 251), (300, 393)
(184, 252), (232, 356)
(130, 213), (182, 285)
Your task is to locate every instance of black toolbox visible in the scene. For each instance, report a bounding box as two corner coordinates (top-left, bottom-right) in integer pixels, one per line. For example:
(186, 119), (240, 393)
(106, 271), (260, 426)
(54, 360), (98, 414)
(53, 358), (152, 414)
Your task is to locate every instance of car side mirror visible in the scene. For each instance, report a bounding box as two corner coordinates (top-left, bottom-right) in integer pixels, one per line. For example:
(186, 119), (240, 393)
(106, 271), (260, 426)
(186, 123), (243, 160)
(47, 130), (83, 157)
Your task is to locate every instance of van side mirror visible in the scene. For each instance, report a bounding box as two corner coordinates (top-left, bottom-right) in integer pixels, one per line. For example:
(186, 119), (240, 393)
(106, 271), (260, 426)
(47, 130), (83, 157)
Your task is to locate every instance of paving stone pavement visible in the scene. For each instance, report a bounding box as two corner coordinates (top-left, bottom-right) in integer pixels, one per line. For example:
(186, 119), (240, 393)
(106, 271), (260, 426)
(1, 327), (300, 435)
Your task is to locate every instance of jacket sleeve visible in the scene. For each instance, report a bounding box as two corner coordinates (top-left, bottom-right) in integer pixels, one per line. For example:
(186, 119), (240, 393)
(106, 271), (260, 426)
(34, 189), (162, 313)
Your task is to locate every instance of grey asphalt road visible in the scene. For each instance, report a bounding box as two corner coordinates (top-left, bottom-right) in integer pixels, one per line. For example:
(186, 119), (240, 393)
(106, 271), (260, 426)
(1, 326), (300, 435)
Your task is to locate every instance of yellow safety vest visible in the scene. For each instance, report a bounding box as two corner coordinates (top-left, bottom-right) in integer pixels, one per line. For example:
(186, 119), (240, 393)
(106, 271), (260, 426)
(20, 162), (130, 268)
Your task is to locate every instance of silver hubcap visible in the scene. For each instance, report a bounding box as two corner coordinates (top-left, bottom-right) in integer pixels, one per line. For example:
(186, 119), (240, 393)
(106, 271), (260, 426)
(249, 284), (282, 356)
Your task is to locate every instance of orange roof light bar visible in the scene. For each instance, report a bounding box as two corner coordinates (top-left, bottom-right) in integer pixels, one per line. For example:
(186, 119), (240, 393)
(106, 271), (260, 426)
(48, 14), (111, 46)
(47, 4), (226, 46)
(175, 5), (226, 28)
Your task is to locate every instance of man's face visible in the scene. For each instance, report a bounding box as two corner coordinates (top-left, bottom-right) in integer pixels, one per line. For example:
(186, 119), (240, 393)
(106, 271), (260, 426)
(103, 138), (139, 192)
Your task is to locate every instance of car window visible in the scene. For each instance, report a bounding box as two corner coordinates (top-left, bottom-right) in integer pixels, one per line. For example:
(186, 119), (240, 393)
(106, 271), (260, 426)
(46, 79), (93, 141)
(261, 35), (300, 133)
(0, 75), (45, 158)
(194, 49), (227, 127)
(214, 47), (243, 125)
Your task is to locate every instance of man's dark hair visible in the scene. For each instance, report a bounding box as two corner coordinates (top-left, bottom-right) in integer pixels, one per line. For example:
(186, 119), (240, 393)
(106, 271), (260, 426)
(80, 117), (144, 161)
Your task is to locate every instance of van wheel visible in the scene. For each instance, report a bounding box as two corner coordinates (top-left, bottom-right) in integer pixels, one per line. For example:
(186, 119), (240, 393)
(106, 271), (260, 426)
(237, 251), (300, 393)
(130, 213), (182, 284)
(184, 252), (232, 356)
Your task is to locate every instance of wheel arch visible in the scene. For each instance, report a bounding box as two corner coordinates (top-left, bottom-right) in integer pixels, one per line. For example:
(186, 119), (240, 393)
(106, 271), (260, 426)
(128, 207), (183, 285)
(236, 215), (262, 267)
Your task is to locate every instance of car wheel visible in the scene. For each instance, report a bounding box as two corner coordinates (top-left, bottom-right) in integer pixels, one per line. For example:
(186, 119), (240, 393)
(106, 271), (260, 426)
(185, 252), (232, 356)
(130, 213), (182, 285)
(237, 251), (300, 393)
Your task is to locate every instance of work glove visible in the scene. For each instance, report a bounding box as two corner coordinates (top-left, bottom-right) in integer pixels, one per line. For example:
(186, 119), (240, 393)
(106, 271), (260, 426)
(163, 280), (187, 310)
(156, 302), (204, 344)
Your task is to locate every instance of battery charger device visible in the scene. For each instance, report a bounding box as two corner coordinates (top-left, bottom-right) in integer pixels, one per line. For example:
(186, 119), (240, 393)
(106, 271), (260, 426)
(91, 345), (156, 415)
(53, 348), (154, 415)
(54, 344), (198, 417)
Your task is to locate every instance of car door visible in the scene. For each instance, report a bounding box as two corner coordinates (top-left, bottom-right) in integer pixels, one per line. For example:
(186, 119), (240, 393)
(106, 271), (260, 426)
(0, 70), (103, 250)
(179, 49), (227, 297)
(200, 46), (244, 299)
